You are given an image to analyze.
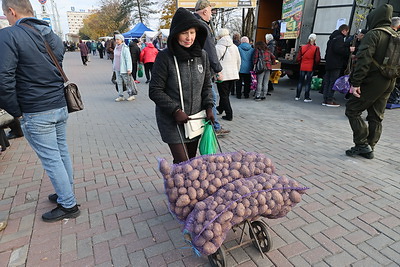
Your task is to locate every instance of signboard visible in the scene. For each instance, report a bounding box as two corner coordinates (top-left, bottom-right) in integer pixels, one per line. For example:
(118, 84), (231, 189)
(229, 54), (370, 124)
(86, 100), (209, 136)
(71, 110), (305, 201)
(38, 0), (47, 4)
(177, 0), (256, 9)
(280, 0), (304, 39)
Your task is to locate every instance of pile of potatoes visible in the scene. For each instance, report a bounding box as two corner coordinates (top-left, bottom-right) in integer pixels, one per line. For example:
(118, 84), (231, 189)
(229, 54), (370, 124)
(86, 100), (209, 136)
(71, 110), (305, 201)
(158, 151), (276, 221)
(183, 174), (307, 255)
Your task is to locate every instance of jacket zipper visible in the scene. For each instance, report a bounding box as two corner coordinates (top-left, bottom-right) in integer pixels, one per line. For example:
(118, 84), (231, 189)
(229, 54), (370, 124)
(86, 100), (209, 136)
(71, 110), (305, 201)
(188, 59), (193, 113)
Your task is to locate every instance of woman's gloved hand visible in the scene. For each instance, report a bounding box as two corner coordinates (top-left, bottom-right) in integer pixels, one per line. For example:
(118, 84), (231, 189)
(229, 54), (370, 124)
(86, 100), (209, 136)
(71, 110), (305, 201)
(206, 108), (215, 123)
(173, 109), (189, 124)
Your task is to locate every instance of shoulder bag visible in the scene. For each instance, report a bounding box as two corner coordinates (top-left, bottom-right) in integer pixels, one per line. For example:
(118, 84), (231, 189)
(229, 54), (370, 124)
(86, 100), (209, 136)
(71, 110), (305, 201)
(0, 109), (14, 128)
(173, 56), (205, 139)
(19, 23), (84, 113)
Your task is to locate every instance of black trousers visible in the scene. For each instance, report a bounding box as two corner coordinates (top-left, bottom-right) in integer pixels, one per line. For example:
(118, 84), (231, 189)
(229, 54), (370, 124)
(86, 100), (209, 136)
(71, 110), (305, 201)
(144, 62), (154, 81)
(236, 73), (251, 98)
(81, 56), (88, 65)
(217, 80), (234, 119)
(132, 61), (138, 80)
(168, 140), (199, 164)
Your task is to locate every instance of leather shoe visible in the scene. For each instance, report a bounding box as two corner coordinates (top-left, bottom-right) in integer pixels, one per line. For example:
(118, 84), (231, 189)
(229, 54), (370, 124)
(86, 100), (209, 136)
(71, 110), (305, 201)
(42, 204), (80, 222)
(6, 132), (23, 139)
(222, 116), (232, 121)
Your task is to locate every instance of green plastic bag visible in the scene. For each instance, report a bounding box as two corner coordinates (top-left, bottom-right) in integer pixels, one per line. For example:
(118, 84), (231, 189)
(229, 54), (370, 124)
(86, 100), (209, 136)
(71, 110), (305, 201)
(199, 121), (217, 155)
(138, 64), (143, 78)
(311, 77), (323, 91)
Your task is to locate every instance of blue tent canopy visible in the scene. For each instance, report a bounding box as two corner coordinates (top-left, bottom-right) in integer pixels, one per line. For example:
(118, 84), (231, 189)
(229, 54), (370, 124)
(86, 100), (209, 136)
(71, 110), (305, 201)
(122, 23), (153, 39)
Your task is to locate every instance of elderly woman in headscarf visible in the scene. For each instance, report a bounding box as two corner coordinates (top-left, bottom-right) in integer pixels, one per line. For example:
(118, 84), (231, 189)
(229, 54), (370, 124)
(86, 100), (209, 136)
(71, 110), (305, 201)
(113, 34), (136, 102)
(149, 7), (214, 164)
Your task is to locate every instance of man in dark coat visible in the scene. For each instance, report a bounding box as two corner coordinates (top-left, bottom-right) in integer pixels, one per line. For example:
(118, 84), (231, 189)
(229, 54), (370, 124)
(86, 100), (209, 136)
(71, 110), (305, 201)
(129, 39), (141, 82)
(345, 4), (397, 159)
(194, 0), (230, 136)
(322, 24), (354, 107)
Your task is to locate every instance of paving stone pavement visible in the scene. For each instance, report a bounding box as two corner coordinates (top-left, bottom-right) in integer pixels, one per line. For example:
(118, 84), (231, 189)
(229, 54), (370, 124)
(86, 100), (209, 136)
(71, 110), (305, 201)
(0, 51), (399, 267)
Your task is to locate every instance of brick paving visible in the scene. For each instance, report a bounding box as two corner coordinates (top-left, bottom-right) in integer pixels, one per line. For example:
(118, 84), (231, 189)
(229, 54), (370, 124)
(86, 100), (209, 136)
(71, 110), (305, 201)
(1, 51), (399, 266)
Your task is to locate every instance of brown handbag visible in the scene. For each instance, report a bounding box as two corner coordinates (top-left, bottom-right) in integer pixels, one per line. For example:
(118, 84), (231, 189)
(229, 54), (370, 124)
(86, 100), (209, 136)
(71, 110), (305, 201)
(19, 23), (84, 113)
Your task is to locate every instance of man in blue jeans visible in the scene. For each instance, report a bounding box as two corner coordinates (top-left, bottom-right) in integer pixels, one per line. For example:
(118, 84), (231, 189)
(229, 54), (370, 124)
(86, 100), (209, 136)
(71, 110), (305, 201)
(0, 0), (80, 222)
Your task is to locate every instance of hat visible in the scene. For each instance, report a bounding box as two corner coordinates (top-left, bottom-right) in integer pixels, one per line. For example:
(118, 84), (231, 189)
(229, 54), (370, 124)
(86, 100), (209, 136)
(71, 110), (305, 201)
(195, 0), (215, 11)
(115, 34), (124, 41)
(132, 38), (139, 43)
(113, 30), (120, 35)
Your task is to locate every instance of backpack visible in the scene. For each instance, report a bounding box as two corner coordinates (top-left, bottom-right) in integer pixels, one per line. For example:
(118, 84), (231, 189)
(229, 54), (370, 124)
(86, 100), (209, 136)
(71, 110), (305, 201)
(371, 27), (400, 79)
(254, 49), (266, 74)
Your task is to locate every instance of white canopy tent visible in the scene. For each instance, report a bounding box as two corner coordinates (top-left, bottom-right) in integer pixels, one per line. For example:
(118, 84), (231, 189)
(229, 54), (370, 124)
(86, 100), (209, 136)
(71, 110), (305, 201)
(141, 31), (158, 42)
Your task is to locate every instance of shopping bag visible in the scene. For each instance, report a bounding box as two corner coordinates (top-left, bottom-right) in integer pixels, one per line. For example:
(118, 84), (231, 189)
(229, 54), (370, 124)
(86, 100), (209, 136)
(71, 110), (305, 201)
(138, 64), (144, 78)
(311, 77), (323, 91)
(250, 71), (257, 91)
(332, 75), (350, 94)
(199, 120), (218, 155)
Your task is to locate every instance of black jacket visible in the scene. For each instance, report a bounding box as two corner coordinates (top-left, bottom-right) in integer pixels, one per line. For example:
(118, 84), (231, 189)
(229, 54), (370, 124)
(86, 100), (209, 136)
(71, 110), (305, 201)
(129, 42), (141, 63)
(149, 8), (213, 143)
(194, 13), (223, 74)
(325, 30), (351, 71)
(0, 18), (65, 117)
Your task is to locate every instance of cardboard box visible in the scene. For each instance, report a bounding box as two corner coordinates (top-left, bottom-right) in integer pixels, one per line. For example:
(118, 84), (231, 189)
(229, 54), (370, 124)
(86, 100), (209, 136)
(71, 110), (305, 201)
(285, 53), (294, 60)
(271, 62), (281, 70)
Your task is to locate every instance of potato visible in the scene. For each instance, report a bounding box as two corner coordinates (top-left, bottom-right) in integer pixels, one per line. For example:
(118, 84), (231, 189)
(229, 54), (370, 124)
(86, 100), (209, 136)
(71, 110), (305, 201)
(268, 199), (275, 209)
(173, 174), (185, 188)
(175, 206), (183, 215)
(184, 179), (192, 188)
(214, 196), (224, 205)
(249, 162), (256, 173)
(233, 180), (242, 188)
(258, 204), (268, 215)
(190, 199), (197, 206)
(207, 163), (217, 173)
(242, 198), (250, 208)
(239, 165), (251, 177)
(255, 183), (263, 191)
(212, 236), (224, 248)
(225, 191), (233, 201)
(190, 158), (202, 169)
(235, 203), (245, 217)
(202, 242), (217, 255)
(265, 167), (273, 175)
(173, 165), (183, 174)
(255, 162), (265, 170)
(217, 211), (233, 223)
(216, 156), (225, 163)
(182, 206), (191, 218)
(289, 190), (302, 203)
(225, 183), (235, 191)
(165, 178), (174, 189)
(244, 208), (252, 217)
(188, 187), (197, 200)
(183, 164), (193, 173)
(257, 194), (266, 205)
(208, 185), (217, 195)
(201, 180), (209, 190)
(197, 188), (205, 200)
(232, 193), (242, 201)
(159, 159), (171, 175)
(231, 215), (243, 225)
(196, 201), (206, 211)
(230, 162), (241, 170)
(193, 236), (206, 247)
(220, 178), (229, 186)
(272, 190), (284, 204)
(207, 173), (215, 181)
(192, 180), (200, 189)
(229, 201), (237, 211)
(216, 163), (224, 170)
(215, 204), (226, 214)
(178, 187), (187, 195)
(168, 188), (179, 202)
(237, 185), (250, 196)
(250, 206), (259, 217)
(214, 170), (222, 179)
(221, 168), (229, 177)
(176, 194), (190, 207)
(231, 151), (242, 162)
(188, 169), (200, 181)
(209, 201), (218, 210)
(206, 210), (217, 221)
(213, 223), (223, 237)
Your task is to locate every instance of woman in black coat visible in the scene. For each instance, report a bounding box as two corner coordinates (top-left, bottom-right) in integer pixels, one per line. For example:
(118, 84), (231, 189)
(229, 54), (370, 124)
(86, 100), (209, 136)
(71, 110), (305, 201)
(149, 8), (214, 163)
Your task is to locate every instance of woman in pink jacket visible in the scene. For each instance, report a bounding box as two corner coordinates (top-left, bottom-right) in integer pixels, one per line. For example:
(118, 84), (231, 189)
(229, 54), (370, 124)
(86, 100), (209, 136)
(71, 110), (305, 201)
(140, 42), (159, 83)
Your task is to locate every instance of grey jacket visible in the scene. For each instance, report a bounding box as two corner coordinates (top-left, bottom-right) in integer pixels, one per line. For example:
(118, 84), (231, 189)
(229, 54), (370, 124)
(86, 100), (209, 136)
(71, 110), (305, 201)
(149, 49), (213, 143)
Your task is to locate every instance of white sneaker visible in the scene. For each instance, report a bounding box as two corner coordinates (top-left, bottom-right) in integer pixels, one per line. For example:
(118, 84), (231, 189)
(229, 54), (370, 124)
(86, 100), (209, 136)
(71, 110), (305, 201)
(127, 95), (136, 101)
(295, 97), (300, 101)
(115, 96), (125, 102)
(304, 98), (312, 102)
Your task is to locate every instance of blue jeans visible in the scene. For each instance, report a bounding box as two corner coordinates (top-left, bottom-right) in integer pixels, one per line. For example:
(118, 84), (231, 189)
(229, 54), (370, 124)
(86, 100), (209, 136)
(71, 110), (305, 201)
(211, 83), (221, 131)
(296, 71), (313, 99)
(19, 107), (76, 208)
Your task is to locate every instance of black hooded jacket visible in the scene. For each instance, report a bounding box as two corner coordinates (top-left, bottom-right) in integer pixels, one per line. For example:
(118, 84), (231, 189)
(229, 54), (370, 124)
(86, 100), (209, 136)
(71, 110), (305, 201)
(325, 29), (351, 71)
(148, 8), (213, 144)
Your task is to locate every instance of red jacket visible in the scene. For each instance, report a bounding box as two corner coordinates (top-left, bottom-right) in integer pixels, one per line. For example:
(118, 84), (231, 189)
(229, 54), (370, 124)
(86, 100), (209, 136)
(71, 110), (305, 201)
(140, 43), (159, 64)
(253, 48), (276, 71)
(296, 43), (321, 72)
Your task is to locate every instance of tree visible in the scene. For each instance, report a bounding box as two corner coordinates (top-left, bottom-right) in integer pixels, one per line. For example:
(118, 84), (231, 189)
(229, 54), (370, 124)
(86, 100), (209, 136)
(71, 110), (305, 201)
(119, 0), (156, 25)
(159, 0), (176, 29)
(79, 0), (131, 39)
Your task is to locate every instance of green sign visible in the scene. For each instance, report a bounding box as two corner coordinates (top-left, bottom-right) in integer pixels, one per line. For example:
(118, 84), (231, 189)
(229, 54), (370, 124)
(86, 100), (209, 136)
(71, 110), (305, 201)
(280, 0), (304, 39)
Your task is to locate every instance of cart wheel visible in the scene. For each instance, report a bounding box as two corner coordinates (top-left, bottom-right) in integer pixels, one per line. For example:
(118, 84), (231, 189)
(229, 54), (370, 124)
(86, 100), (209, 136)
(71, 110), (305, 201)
(208, 247), (226, 267)
(249, 220), (273, 252)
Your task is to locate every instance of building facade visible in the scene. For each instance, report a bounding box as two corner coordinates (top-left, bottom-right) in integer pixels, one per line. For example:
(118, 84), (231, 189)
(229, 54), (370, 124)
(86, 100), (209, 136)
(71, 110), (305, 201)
(67, 11), (92, 35)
